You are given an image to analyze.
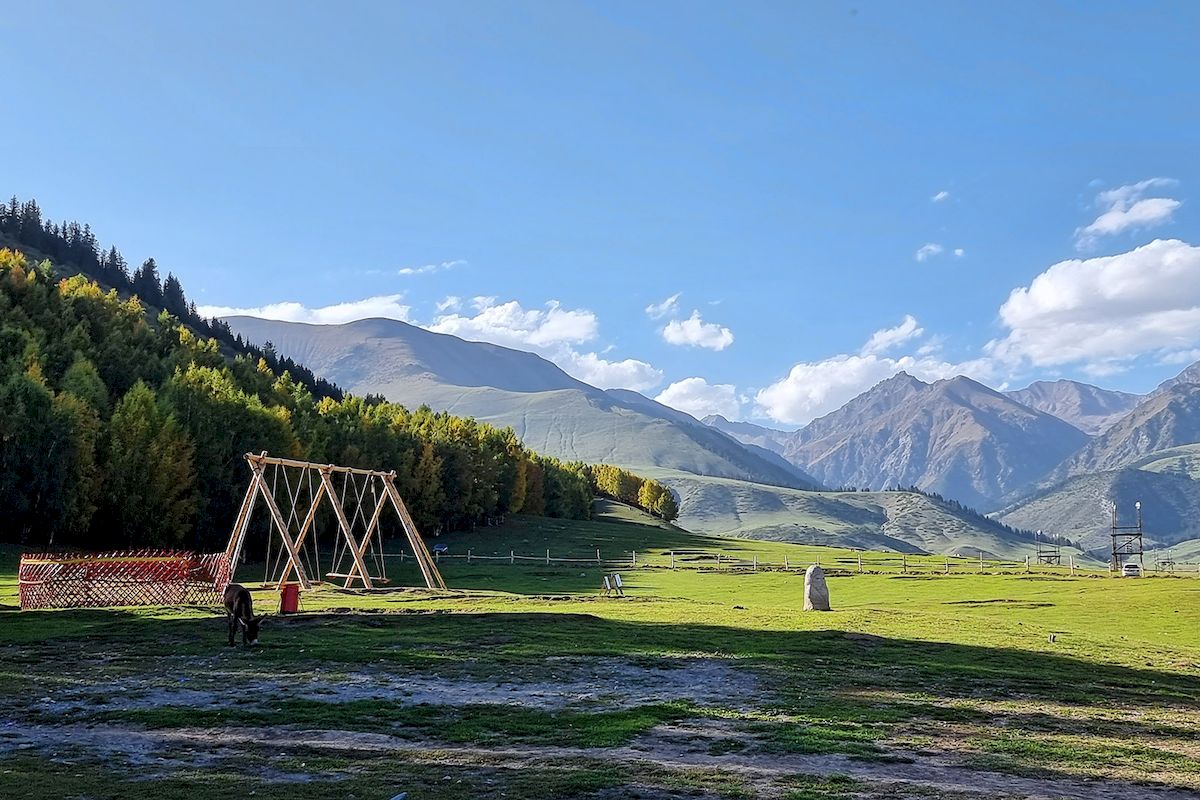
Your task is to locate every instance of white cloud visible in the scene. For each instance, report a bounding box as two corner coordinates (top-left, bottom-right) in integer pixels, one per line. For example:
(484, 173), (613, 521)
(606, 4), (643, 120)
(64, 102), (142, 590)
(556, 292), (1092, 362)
(986, 238), (1200, 372)
(645, 292), (682, 320)
(915, 243), (944, 262)
(861, 315), (924, 356)
(931, 190), (950, 202)
(954, 248), (965, 257)
(430, 298), (661, 391)
(662, 311), (734, 351)
(198, 294), (412, 325)
(566, 352), (662, 392)
(1075, 178), (1180, 249)
(655, 377), (741, 420)
(431, 298), (597, 348)
(435, 295), (462, 313)
(398, 259), (466, 276)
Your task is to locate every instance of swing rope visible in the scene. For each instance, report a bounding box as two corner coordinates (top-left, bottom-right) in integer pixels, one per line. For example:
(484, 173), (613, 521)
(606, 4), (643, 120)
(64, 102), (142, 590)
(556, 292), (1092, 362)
(264, 464), (283, 585)
(369, 479), (386, 580)
(279, 464), (311, 584)
(330, 471), (351, 575)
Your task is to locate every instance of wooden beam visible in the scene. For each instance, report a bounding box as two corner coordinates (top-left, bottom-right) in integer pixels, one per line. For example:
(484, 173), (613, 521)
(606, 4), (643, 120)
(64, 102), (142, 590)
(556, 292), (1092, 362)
(246, 452), (392, 478)
(384, 474), (446, 590)
(224, 462), (262, 571)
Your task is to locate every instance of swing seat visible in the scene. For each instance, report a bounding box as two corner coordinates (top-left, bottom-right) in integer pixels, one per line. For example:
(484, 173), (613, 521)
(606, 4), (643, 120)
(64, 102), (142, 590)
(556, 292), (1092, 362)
(325, 572), (390, 584)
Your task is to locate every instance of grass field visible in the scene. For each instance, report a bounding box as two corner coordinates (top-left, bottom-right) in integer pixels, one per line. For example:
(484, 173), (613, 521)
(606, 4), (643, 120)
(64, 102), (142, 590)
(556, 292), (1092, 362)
(2, 501), (1199, 799)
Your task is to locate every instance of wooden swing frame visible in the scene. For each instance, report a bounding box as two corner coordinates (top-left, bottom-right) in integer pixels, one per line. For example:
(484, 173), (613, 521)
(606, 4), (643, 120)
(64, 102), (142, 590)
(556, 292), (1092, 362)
(223, 452), (446, 591)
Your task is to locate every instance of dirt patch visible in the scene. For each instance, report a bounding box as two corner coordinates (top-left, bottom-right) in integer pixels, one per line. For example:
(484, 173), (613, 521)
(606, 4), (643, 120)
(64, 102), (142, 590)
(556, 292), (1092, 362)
(19, 655), (759, 717)
(5, 721), (1200, 800)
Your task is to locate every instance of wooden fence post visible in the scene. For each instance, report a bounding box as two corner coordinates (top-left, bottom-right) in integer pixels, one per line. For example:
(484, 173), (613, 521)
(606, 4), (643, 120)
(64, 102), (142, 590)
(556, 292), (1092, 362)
(467, 549), (472, 564)
(857, 551), (862, 573)
(670, 551), (675, 570)
(717, 552), (722, 569)
(596, 548), (601, 565)
(753, 554), (758, 572)
(1024, 555), (1030, 573)
(784, 555), (789, 570)
(979, 551), (984, 573)
(510, 550), (514, 565)
(1070, 555), (1075, 576)
(902, 554), (907, 574)
(631, 551), (637, 567)
(546, 548), (550, 565)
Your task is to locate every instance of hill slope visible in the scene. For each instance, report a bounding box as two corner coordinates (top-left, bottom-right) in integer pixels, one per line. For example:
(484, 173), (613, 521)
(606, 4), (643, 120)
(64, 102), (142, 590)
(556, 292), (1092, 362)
(994, 466), (1200, 552)
(1056, 383), (1200, 477)
(644, 469), (1049, 559)
(225, 316), (819, 489)
(779, 373), (1090, 509)
(701, 415), (791, 454)
(1004, 379), (1142, 435)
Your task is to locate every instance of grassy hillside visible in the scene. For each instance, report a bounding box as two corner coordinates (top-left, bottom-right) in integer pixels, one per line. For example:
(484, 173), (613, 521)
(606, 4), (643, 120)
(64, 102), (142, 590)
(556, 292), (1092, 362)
(995, 466), (1200, 552)
(1128, 442), (1200, 478)
(638, 469), (1065, 560)
(1161, 537), (1200, 564)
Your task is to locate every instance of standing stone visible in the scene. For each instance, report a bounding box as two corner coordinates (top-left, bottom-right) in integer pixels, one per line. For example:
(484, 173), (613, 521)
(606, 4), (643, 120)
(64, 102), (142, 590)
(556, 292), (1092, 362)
(803, 564), (831, 611)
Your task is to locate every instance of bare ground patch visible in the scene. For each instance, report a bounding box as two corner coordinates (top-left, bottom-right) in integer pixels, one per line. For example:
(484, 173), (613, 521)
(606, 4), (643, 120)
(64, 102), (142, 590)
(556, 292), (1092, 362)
(4, 720), (1200, 800)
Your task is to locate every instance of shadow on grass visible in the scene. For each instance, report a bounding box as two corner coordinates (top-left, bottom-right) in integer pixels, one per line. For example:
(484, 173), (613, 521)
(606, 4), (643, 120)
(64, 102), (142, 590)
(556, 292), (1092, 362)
(4, 608), (1199, 711)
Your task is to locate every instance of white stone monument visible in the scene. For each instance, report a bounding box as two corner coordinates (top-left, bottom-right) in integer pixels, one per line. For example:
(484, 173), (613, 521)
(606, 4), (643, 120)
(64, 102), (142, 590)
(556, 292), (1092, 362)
(803, 564), (831, 611)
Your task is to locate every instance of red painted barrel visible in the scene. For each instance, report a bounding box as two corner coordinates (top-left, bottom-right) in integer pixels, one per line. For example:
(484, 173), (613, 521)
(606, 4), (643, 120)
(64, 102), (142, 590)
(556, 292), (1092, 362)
(279, 583), (300, 614)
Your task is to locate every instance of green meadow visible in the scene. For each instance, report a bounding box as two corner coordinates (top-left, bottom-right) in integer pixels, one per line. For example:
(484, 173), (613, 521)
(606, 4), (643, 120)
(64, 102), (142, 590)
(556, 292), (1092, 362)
(2, 502), (1198, 799)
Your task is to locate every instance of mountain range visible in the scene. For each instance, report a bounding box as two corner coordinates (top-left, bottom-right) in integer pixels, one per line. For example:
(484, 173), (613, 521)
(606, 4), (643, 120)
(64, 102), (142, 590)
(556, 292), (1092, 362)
(764, 372), (1089, 510)
(226, 315), (1200, 559)
(226, 316), (819, 490)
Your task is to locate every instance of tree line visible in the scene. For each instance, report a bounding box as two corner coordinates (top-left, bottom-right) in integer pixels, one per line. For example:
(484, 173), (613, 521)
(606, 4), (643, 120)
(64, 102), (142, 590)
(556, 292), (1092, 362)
(0, 243), (674, 555)
(589, 464), (679, 522)
(0, 197), (342, 401)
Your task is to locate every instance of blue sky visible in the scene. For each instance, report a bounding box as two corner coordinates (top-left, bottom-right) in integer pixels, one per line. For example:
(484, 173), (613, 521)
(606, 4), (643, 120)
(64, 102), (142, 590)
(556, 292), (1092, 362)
(5, 1), (1200, 426)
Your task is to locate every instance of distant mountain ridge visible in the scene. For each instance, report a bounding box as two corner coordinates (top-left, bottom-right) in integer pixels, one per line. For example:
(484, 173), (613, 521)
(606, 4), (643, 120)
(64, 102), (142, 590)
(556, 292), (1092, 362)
(225, 316), (819, 490)
(701, 415), (791, 454)
(1003, 379), (1142, 435)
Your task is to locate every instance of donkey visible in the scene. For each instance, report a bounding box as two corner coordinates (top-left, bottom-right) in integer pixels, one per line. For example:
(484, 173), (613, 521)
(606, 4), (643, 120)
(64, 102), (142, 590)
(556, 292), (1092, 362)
(222, 583), (264, 646)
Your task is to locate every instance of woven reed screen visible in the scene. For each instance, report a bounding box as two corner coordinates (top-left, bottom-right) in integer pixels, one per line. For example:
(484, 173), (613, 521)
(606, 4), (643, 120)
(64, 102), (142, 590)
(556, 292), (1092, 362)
(18, 550), (231, 610)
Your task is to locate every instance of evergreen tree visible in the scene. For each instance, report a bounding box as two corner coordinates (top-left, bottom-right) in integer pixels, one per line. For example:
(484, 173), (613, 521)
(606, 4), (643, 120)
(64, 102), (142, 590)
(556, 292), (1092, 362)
(162, 272), (187, 317)
(99, 381), (196, 547)
(132, 258), (164, 307)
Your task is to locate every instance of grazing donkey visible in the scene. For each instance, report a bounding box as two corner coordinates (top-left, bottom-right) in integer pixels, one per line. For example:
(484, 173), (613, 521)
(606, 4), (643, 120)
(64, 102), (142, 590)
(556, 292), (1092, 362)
(223, 583), (264, 646)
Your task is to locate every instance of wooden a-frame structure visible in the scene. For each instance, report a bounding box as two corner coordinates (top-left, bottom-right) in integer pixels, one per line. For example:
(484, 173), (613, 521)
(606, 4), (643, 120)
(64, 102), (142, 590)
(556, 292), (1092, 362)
(224, 452), (446, 590)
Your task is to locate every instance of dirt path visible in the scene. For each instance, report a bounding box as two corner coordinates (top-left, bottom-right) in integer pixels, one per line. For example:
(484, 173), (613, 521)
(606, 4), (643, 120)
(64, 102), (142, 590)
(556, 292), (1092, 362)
(4, 720), (1198, 800)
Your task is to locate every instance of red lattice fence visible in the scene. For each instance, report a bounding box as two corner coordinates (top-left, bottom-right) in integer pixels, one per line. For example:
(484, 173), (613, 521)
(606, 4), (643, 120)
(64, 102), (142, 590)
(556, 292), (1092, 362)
(18, 550), (231, 610)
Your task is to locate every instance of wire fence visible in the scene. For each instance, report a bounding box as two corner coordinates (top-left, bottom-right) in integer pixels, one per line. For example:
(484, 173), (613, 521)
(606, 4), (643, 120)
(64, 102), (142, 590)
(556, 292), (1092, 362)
(382, 547), (1200, 577)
